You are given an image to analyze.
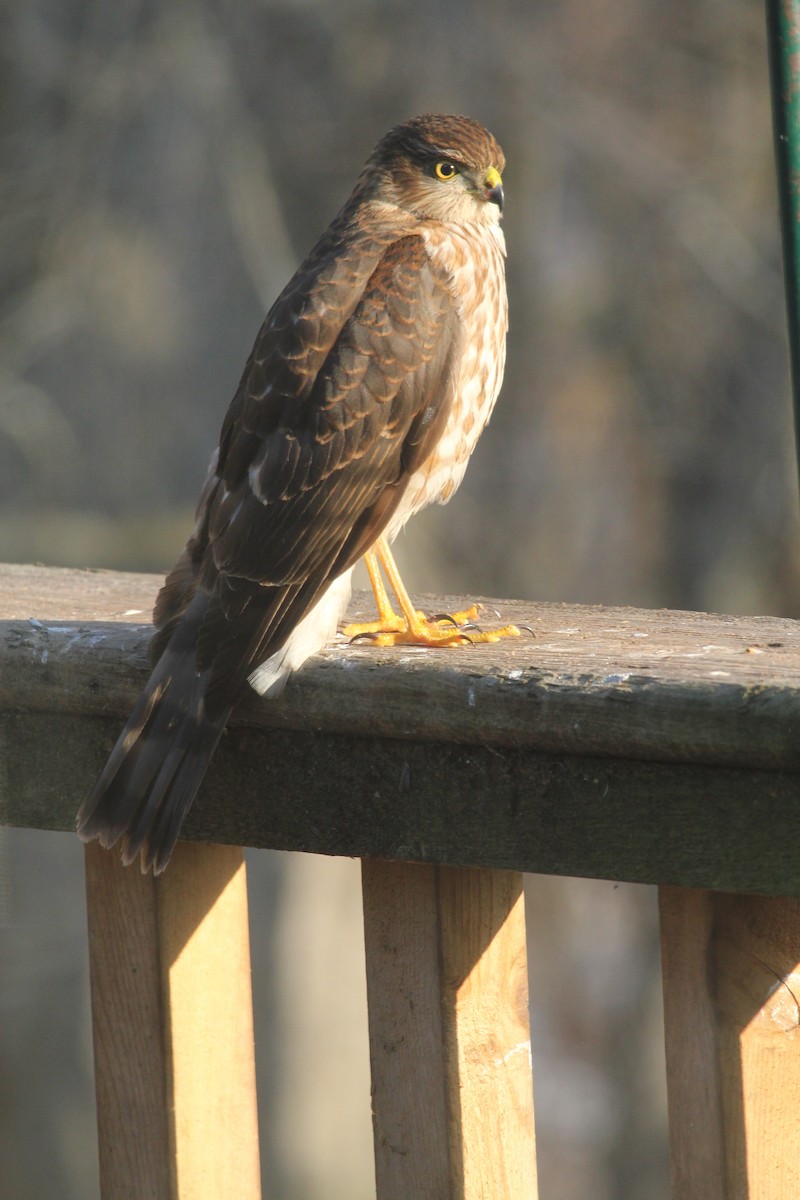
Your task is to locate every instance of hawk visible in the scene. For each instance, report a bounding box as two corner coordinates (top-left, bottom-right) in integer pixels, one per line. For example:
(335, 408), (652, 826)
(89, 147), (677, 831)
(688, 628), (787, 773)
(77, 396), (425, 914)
(78, 113), (515, 872)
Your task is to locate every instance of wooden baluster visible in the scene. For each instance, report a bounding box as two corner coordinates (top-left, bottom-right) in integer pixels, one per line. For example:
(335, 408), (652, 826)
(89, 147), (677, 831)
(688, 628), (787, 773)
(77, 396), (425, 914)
(362, 859), (537, 1199)
(660, 886), (800, 1200)
(84, 841), (261, 1200)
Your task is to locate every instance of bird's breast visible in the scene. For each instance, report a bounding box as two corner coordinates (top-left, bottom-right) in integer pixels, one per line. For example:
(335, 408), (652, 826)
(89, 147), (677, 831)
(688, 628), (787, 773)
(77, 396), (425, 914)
(386, 221), (508, 537)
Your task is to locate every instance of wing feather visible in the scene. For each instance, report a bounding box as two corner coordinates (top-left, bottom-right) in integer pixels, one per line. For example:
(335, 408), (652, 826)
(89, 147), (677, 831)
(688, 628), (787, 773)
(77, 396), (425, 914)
(157, 229), (461, 713)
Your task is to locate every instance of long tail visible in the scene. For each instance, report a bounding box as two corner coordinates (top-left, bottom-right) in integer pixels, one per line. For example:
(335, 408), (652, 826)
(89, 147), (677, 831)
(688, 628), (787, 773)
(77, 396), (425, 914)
(77, 600), (231, 874)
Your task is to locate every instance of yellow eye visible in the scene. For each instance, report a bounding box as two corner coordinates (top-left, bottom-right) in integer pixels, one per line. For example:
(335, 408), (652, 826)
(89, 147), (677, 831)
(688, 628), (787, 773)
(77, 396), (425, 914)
(434, 160), (458, 181)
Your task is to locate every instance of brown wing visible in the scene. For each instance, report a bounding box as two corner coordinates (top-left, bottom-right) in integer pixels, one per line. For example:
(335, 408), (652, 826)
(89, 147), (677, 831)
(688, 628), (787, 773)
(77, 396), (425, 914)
(155, 230), (461, 713)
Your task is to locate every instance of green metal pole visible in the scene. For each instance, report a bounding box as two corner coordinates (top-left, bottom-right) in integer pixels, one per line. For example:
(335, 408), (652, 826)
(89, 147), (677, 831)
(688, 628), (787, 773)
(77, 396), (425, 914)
(766, 0), (800, 488)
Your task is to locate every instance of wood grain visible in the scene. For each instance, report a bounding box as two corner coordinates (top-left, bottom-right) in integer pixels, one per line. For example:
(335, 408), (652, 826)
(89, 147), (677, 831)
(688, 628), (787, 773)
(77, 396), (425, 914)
(660, 887), (800, 1199)
(4, 562), (800, 771)
(85, 841), (261, 1200)
(362, 861), (536, 1199)
(438, 866), (537, 1199)
(361, 860), (451, 1197)
(6, 699), (800, 894)
(85, 842), (172, 1200)
(4, 563), (800, 893)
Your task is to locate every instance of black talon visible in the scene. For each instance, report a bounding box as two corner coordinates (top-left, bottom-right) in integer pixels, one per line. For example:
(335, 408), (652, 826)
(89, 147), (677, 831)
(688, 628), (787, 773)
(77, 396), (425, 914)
(348, 629), (400, 644)
(431, 612), (461, 628)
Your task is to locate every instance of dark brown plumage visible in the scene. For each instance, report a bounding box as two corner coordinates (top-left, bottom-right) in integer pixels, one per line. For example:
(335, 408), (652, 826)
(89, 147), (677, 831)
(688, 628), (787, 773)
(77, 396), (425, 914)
(78, 114), (508, 872)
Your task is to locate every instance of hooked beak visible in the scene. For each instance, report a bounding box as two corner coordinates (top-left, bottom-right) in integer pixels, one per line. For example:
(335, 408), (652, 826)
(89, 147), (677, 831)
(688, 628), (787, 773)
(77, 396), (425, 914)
(483, 166), (504, 211)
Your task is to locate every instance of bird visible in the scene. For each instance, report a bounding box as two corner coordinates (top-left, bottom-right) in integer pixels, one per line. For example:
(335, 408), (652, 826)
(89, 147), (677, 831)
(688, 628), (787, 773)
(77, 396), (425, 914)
(77, 113), (517, 873)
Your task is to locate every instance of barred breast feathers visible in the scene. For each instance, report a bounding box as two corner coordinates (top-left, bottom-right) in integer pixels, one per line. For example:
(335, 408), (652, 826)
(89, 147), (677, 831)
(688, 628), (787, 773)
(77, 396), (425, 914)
(385, 221), (508, 535)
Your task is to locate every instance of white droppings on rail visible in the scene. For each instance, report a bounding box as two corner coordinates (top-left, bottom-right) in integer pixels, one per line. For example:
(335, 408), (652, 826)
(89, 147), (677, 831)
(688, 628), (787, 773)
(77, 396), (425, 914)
(678, 645), (728, 658)
(58, 634), (84, 655)
(81, 632), (112, 648)
(494, 1040), (532, 1068)
(467, 685), (476, 707)
(330, 654), (362, 669)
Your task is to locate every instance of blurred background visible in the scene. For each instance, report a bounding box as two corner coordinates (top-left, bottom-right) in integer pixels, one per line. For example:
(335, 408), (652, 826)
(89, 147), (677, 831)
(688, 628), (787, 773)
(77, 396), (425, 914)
(2, 1), (798, 1197)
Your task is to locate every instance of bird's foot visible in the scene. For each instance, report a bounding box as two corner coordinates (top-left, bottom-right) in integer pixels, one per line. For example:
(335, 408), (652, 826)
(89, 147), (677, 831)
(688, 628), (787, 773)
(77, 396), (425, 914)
(344, 603), (521, 647)
(351, 538), (523, 646)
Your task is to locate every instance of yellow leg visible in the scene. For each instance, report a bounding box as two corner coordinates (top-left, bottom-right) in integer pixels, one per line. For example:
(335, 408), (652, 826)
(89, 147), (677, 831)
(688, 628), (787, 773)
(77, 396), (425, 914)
(363, 547), (405, 629)
(343, 536), (521, 646)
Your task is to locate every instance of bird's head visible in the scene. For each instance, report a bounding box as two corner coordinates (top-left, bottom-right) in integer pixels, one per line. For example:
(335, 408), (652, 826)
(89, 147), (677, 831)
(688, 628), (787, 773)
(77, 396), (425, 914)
(364, 114), (505, 226)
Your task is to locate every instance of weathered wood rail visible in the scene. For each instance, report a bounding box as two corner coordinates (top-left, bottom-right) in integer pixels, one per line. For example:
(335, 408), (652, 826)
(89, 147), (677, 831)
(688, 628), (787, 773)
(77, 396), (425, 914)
(3, 562), (800, 1197)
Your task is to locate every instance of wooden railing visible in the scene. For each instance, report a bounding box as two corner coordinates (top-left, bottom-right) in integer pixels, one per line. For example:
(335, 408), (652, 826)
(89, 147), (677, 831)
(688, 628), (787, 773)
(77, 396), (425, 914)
(3, 561), (800, 1198)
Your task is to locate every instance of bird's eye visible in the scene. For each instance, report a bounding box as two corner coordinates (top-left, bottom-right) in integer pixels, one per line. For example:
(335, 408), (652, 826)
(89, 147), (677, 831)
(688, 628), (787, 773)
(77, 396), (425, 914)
(434, 161), (459, 181)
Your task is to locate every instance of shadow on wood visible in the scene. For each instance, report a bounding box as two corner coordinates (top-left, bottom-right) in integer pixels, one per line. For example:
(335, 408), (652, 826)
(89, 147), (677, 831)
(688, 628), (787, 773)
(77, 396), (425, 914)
(6, 564), (800, 1196)
(85, 840), (261, 1200)
(4, 564), (800, 894)
(660, 887), (800, 1199)
(362, 860), (537, 1199)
